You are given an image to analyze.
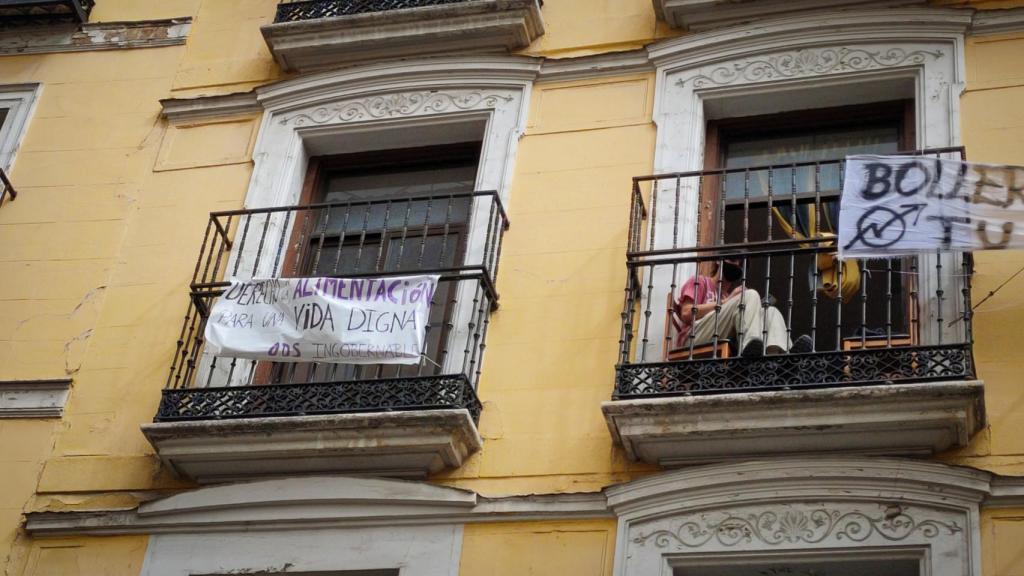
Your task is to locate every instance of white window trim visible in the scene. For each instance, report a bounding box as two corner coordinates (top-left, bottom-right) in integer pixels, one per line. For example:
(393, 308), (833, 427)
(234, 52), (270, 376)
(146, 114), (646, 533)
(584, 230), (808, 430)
(0, 83), (40, 172)
(639, 7), (970, 361)
(607, 458), (986, 576)
(197, 55), (539, 387)
(137, 476), (470, 576)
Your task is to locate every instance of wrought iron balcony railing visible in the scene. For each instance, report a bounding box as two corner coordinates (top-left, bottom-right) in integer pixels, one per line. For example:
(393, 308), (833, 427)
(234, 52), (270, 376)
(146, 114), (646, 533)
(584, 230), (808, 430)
(615, 147), (975, 399)
(0, 167), (15, 208)
(0, 0), (93, 26)
(157, 190), (508, 423)
(274, 0), (474, 22)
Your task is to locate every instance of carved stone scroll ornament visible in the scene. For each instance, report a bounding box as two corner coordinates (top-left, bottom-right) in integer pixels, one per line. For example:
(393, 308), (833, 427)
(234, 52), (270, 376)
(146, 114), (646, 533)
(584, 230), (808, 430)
(281, 90), (516, 126)
(676, 47), (945, 88)
(632, 505), (961, 549)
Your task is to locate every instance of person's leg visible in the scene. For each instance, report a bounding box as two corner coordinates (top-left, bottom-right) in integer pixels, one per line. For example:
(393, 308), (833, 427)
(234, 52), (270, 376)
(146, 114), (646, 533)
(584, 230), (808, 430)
(733, 289), (770, 351)
(761, 305), (792, 353)
(686, 296), (743, 347)
(688, 289), (763, 354)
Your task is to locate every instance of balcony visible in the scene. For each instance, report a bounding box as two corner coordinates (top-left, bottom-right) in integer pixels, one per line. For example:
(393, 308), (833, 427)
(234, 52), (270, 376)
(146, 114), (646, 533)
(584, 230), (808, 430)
(0, 0), (93, 26)
(142, 191), (508, 482)
(262, 0), (544, 72)
(602, 148), (984, 466)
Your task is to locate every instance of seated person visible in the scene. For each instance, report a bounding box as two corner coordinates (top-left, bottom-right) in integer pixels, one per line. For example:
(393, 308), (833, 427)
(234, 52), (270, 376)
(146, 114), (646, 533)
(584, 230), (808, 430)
(673, 259), (813, 357)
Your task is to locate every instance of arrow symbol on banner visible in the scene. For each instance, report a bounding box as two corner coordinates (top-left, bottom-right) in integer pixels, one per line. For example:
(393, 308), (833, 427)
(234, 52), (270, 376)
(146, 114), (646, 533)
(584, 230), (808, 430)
(844, 203), (928, 251)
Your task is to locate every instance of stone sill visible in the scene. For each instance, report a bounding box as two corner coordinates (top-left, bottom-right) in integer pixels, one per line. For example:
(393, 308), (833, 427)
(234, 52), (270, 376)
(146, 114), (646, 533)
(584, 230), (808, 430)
(603, 380), (985, 466)
(261, 0), (544, 72)
(142, 408), (482, 483)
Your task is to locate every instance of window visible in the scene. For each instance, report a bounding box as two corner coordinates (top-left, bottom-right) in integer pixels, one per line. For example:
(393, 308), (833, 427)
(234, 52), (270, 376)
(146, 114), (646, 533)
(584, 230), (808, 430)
(698, 101), (917, 352)
(0, 84), (39, 171)
(264, 142), (482, 384)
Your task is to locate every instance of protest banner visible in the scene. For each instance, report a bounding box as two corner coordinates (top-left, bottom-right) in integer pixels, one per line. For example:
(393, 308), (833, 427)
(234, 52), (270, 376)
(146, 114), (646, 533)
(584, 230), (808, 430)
(839, 155), (1024, 259)
(203, 275), (439, 364)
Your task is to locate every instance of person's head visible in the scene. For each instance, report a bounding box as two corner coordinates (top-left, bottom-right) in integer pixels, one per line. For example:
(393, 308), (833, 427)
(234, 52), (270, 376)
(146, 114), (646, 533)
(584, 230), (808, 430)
(701, 258), (744, 282)
(721, 258), (744, 282)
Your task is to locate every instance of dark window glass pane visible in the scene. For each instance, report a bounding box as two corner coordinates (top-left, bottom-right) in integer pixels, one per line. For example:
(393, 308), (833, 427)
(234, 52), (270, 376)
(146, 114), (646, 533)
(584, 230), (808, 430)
(723, 125), (900, 199)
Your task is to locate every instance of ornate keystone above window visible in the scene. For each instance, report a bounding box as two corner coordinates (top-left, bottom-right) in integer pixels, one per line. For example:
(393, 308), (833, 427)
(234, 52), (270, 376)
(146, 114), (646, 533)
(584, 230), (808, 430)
(262, 0), (544, 72)
(0, 0), (93, 26)
(652, 0), (926, 30)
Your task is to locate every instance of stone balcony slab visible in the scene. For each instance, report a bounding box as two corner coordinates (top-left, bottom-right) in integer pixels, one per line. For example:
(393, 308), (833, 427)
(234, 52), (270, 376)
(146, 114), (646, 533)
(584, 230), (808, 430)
(262, 0), (544, 72)
(142, 409), (482, 483)
(603, 380), (984, 466)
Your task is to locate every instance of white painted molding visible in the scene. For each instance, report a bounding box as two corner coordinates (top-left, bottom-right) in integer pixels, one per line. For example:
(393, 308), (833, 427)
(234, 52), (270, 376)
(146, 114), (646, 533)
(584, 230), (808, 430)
(159, 91), (260, 124)
(538, 49), (654, 82)
(24, 481), (611, 536)
(608, 458), (988, 576)
(970, 8), (1024, 37)
(646, 8), (972, 67)
(0, 18), (191, 56)
(0, 83), (40, 172)
(0, 379), (71, 418)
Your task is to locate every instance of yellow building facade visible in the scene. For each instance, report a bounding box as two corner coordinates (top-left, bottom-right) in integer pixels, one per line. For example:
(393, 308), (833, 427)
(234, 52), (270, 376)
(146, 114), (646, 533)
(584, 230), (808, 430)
(0, 0), (1023, 574)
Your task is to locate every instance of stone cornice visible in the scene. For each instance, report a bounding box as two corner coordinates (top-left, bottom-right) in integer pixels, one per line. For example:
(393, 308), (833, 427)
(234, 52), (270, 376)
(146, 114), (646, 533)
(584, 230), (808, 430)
(646, 8), (972, 69)
(0, 379), (71, 418)
(970, 7), (1024, 37)
(606, 457), (994, 518)
(160, 91), (260, 124)
(24, 483), (611, 536)
(24, 458), (1024, 538)
(256, 55), (542, 112)
(537, 49), (654, 82)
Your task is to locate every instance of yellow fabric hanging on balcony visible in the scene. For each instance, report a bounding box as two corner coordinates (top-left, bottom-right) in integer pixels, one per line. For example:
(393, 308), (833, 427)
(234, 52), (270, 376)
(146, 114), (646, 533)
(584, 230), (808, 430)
(772, 205), (861, 303)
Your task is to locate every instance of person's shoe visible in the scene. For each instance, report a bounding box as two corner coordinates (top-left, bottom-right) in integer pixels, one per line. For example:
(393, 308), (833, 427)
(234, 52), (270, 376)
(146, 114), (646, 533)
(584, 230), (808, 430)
(790, 334), (813, 354)
(741, 338), (764, 357)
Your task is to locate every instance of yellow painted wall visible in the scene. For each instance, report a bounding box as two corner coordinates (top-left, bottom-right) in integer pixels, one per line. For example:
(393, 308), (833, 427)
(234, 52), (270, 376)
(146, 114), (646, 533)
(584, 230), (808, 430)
(939, 31), (1024, 474)
(0, 420), (58, 575)
(982, 508), (1024, 576)
(3, 1), (1024, 575)
(433, 74), (660, 496)
(460, 520), (616, 576)
(16, 536), (147, 576)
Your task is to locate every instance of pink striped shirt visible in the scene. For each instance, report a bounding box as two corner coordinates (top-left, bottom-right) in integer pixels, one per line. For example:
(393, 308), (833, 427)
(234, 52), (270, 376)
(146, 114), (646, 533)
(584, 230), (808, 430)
(673, 275), (718, 346)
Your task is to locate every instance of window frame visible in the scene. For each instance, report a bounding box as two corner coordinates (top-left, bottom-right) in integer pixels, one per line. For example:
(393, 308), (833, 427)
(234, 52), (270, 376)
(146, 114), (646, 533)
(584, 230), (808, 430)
(0, 83), (40, 172)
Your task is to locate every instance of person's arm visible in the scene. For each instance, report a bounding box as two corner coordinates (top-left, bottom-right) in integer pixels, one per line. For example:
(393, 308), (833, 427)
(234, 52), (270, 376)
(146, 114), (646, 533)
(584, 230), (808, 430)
(677, 296), (720, 324)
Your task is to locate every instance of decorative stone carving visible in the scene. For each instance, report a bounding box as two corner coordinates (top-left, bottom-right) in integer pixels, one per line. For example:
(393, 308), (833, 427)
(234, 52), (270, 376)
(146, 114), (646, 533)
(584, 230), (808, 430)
(677, 47), (944, 88)
(632, 504), (961, 549)
(281, 90), (516, 126)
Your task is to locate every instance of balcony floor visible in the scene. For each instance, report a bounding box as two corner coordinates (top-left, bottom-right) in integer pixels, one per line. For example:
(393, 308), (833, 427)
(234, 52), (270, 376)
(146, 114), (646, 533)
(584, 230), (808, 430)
(603, 380), (984, 466)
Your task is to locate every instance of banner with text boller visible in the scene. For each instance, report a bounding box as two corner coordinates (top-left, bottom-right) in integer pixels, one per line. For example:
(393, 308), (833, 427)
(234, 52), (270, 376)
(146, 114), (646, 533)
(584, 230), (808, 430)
(204, 275), (439, 364)
(839, 155), (1024, 259)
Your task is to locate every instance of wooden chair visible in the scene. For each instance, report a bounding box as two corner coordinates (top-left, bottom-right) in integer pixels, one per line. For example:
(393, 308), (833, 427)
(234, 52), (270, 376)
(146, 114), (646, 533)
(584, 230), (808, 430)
(662, 293), (732, 361)
(841, 334), (913, 351)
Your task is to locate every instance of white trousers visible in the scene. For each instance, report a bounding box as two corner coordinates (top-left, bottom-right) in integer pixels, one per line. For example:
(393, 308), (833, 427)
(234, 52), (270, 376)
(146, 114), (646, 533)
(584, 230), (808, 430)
(687, 289), (790, 352)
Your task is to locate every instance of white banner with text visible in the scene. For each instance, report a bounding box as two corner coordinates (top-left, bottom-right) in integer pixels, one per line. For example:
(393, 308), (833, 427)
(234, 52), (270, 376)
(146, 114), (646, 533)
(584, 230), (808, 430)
(839, 155), (1024, 258)
(204, 275), (439, 364)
